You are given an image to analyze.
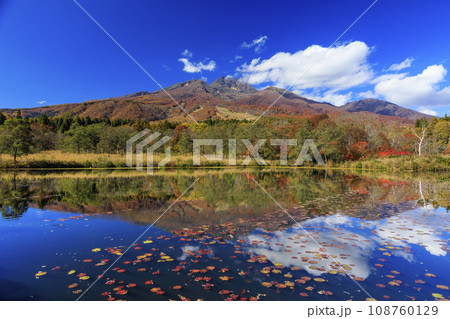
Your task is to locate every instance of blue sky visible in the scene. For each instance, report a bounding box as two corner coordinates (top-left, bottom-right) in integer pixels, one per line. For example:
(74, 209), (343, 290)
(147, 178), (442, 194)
(1, 0), (449, 116)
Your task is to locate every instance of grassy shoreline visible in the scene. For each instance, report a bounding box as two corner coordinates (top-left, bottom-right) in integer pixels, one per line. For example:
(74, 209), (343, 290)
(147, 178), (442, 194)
(0, 150), (449, 172)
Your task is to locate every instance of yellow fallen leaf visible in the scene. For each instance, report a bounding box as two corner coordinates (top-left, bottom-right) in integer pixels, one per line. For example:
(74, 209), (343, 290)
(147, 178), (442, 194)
(143, 240), (153, 244)
(92, 248), (101, 252)
(35, 271), (47, 277)
(432, 293), (444, 299)
(314, 278), (326, 282)
(68, 270), (76, 275)
(80, 276), (90, 280)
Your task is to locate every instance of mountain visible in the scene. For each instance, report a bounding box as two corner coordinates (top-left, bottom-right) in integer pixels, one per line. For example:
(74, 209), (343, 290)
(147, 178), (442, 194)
(342, 98), (432, 121)
(0, 77), (431, 123)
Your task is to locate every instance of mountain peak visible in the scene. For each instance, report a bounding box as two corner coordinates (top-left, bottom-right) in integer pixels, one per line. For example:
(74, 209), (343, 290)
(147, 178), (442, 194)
(210, 76), (258, 94)
(342, 98), (433, 120)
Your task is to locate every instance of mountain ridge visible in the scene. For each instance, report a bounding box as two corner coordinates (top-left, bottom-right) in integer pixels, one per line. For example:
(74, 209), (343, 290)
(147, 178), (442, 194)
(0, 77), (433, 122)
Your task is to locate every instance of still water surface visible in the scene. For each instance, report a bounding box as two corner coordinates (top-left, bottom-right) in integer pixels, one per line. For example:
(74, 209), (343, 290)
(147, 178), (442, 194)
(0, 169), (449, 301)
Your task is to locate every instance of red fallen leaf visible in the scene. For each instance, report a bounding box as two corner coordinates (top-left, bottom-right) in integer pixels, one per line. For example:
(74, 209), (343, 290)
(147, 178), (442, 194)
(101, 259), (110, 263)
(145, 280), (154, 285)
(299, 293), (309, 297)
(107, 297), (115, 301)
(52, 266), (61, 271)
(105, 280), (115, 285)
(301, 277), (311, 281)
(83, 259), (93, 263)
(77, 273), (87, 277)
(137, 268), (146, 272)
(117, 269), (126, 273)
(324, 291), (333, 296)
(240, 297), (248, 301)
(156, 290), (165, 295)
(219, 290), (231, 295)
(376, 284), (386, 288)
(173, 286), (182, 290)
(127, 283), (136, 288)
(72, 289), (82, 294)
(374, 264), (384, 267)
(123, 261), (132, 264)
(119, 281), (124, 284)
(203, 283), (213, 290)
(152, 270), (160, 275)
(101, 292), (110, 296)
(383, 295), (391, 299)
(220, 268), (229, 273)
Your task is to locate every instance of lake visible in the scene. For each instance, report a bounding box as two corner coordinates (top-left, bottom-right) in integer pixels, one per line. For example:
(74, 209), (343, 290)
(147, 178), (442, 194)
(0, 169), (449, 301)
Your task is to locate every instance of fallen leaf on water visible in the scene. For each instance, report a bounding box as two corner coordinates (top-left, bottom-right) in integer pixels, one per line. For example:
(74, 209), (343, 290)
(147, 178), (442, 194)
(314, 278), (326, 282)
(68, 283), (78, 289)
(437, 285), (449, 290)
(35, 271), (47, 277)
(92, 248), (101, 252)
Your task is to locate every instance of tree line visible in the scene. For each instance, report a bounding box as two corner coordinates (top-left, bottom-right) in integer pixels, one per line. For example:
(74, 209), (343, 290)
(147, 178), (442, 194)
(0, 110), (449, 166)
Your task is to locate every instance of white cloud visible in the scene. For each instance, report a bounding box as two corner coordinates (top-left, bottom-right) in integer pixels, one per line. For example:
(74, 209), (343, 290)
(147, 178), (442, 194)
(241, 35), (268, 53)
(358, 90), (378, 99)
(181, 49), (193, 58)
(179, 58), (216, 73)
(37, 100), (47, 105)
(178, 50), (216, 74)
(373, 64), (450, 109)
(387, 57), (414, 71)
(418, 107), (438, 116)
(239, 41), (374, 96)
(301, 91), (353, 106)
(234, 40), (449, 111)
(230, 55), (243, 63)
